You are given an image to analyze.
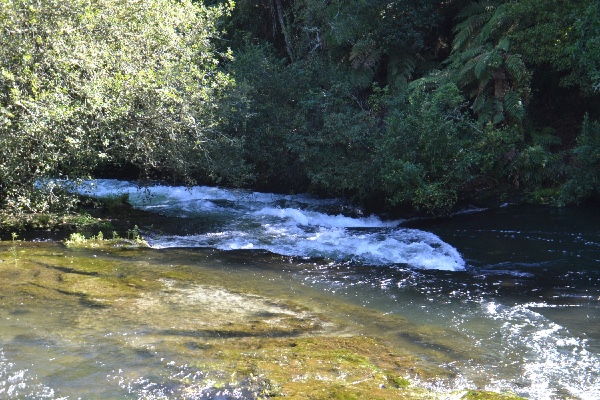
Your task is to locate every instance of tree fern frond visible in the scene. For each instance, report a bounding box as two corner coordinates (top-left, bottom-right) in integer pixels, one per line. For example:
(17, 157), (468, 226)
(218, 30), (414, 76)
(497, 37), (510, 52)
(474, 52), (491, 79)
(475, 95), (497, 123)
(456, 1), (490, 20)
(532, 128), (561, 149)
(504, 90), (524, 121)
(488, 49), (503, 69)
(504, 54), (527, 83)
(524, 145), (549, 167)
(492, 111), (505, 124)
(457, 58), (479, 85)
(474, 3), (511, 47)
(454, 12), (494, 50)
(408, 70), (448, 92)
(349, 41), (380, 70)
(472, 92), (488, 113)
(453, 1), (499, 51)
(389, 54), (416, 79)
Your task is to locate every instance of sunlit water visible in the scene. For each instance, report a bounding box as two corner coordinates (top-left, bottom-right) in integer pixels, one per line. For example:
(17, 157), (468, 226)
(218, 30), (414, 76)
(1, 179), (598, 399)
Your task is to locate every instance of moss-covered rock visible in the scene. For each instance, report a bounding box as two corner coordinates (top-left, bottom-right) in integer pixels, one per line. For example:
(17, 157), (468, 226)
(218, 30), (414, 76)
(0, 241), (525, 399)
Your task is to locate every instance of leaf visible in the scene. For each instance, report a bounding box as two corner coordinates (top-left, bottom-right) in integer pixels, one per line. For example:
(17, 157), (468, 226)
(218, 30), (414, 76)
(504, 54), (526, 83)
(503, 90), (524, 121)
(497, 37), (510, 52)
(474, 52), (490, 79)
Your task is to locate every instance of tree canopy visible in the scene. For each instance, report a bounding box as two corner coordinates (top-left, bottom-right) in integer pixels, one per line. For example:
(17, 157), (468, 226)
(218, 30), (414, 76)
(0, 0), (242, 212)
(1, 0), (599, 215)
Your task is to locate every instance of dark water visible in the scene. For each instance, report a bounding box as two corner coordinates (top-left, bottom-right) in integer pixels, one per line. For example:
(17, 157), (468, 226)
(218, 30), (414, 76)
(240, 204), (600, 399)
(1, 180), (599, 399)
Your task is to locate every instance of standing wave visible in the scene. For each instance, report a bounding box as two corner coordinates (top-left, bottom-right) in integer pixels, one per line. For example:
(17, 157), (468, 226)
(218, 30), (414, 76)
(84, 180), (466, 271)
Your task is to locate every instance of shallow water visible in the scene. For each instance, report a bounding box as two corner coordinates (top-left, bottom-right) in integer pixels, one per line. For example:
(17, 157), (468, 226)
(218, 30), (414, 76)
(1, 181), (599, 399)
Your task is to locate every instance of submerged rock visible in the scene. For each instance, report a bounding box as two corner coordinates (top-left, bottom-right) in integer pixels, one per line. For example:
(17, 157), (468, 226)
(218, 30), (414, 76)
(0, 241), (524, 399)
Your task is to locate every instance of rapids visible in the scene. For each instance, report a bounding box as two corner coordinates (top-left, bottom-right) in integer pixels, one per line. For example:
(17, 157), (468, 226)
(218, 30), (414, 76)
(83, 180), (465, 271)
(0, 179), (598, 399)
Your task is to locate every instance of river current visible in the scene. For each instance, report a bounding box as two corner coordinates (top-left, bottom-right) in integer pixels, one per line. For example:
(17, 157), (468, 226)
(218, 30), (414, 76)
(1, 179), (599, 399)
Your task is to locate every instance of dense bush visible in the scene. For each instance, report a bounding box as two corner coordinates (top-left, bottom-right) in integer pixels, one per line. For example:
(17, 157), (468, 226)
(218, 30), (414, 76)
(561, 116), (600, 203)
(378, 84), (478, 213)
(0, 0), (242, 212)
(2, 0), (599, 216)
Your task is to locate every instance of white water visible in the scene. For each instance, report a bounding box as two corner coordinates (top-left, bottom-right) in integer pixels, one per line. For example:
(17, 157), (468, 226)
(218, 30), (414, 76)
(48, 179), (597, 399)
(83, 180), (465, 271)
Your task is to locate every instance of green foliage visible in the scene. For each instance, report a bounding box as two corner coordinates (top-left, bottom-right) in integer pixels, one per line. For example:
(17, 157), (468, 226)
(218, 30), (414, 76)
(508, 0), (596, 90)
(225, 0), (600, 211)
(379, 83), (478, 214)
(2, 0), (598, 216)
(0, 0), (241, 212)
(64, 228), (147, 248)
(506, 127), (564, 190)
(225, 43), (309, 192)
(444, 0), (531, 126)
(572, 2), (600, 92)
(561, 115), (600, 203)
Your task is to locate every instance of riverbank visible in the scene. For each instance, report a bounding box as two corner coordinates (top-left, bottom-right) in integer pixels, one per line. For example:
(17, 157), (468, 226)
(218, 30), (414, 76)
(0, 195), (158, 241)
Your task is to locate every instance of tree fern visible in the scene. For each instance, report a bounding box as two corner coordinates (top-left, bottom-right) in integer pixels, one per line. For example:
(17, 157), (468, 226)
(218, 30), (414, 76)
(474, 3), (511, 47)
(504, 54), (527, 84)
(408, 70), (447, 92)
(503, 90), (524, 121)
(531, 127), (561, 149)
(474, 52), (491, 79)
(453, 1), (497, 51)
(447, 0), (531, 126)
(389, 54), (416, 79)
(349, 39), (380, 70)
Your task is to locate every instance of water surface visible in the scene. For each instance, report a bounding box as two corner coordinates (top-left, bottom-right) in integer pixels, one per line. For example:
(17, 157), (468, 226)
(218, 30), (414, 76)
(1, 180), (598, 399)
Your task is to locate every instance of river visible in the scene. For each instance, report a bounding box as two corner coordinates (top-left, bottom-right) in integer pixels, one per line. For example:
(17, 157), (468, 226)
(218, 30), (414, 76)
(0, 180), (598, 399)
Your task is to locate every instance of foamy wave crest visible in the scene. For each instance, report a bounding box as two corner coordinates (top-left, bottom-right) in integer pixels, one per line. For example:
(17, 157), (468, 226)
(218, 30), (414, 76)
(84, 180), (465, 271)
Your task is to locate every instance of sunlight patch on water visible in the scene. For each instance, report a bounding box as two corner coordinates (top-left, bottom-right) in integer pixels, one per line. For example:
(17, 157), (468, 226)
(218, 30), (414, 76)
(0, 349), (63, 399)
(452, 300), (600, 400)
(110, 361), (262, 399)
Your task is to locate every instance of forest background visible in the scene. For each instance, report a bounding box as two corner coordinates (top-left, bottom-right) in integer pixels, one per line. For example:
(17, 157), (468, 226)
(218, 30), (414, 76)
(1, 0), (599, 217)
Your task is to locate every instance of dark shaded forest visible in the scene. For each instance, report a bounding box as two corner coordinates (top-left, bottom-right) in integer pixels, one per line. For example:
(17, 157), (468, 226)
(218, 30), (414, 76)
(1, 0), (599, 216)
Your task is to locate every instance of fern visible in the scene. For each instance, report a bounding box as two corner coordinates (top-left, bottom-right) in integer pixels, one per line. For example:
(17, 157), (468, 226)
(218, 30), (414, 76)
(457, 56), (480, 87)
(475, 3), (511, 47)
(472, 92), (487, 112)
(448, 1), (531, 126)
(503, 90), (524, 121)
(531, 127), (561, 149)
(408, 70), (447, 92)
(497, 37), (510, 52)
(474, 52), (490, 79)
(453, 1), (503, 51)
(504, 54), (527, 83)
(349, 39), (380, 70)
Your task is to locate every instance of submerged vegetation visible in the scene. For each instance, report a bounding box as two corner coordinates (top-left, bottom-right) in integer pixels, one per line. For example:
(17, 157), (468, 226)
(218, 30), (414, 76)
(0, 241), (525, 398)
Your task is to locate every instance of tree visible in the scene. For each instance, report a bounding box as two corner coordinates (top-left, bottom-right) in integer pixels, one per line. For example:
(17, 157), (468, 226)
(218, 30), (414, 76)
(379, 83), (480, 213)
(0, 0), (241, 212)
(561, 115), (600, 204)
(571, 2), (600, 92)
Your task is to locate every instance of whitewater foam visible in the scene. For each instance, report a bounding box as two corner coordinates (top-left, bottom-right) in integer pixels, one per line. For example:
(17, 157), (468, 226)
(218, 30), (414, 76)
(83, 180), (466, 271)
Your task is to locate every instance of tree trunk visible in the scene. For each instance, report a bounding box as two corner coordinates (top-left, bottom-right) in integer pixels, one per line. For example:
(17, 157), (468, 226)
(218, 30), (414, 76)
(271, 0), (295, 62)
